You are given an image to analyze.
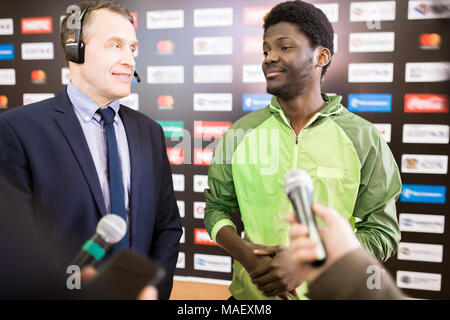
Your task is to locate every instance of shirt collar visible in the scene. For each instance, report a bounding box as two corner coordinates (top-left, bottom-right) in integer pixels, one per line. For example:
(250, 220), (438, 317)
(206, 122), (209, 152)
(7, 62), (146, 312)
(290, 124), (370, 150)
(67, 81), (121, 122)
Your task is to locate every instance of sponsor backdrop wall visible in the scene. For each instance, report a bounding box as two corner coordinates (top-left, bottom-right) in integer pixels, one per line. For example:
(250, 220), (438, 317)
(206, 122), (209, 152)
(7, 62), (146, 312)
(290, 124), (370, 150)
(1, 0), (449, 299)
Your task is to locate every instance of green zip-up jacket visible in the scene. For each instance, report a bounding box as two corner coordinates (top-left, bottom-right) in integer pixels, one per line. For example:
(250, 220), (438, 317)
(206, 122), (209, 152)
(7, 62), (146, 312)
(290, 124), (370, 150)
(204, 94), (401, 300)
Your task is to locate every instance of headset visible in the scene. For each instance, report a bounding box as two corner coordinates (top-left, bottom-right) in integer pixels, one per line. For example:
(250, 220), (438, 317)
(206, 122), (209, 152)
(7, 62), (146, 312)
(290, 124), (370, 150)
(63, 4), (141, 82)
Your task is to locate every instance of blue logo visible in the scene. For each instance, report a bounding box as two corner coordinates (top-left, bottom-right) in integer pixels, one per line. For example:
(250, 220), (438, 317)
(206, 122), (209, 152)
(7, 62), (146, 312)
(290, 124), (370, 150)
(348, 94), (392, 112)
(401, 184), (446, 204)
(243, 93), (272, 111)
(0, 44), (14, 60)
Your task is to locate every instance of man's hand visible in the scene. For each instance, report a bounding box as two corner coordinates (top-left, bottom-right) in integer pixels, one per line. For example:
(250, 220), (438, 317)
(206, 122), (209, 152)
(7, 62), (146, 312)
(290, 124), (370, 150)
(287, 203), (361, 283)
(249, 245), (303, 299)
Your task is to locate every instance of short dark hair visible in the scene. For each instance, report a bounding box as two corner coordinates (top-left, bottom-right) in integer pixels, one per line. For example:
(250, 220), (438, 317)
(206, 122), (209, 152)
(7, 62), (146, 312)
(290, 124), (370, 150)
(60, 1), (134, 56)
(263, 0), (334, 77)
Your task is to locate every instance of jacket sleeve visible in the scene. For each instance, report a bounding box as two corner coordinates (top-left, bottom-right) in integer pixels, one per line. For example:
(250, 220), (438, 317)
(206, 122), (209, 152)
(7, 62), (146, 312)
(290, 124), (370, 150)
(204, 131), (239, 243)
(149, 125), (183, 300)
(0, 118), (35, 225)
(353, 130), (402, 262)
(307, 248), (405, 300)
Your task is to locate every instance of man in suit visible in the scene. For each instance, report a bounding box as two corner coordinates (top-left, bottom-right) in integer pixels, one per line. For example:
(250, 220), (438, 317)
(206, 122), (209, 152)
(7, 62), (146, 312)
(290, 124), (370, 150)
(0, 1), (182, 300)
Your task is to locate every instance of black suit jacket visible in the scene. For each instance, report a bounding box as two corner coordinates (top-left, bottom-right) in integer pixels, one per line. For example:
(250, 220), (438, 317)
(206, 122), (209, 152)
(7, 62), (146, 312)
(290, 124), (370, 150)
(0, 88), (182, 299)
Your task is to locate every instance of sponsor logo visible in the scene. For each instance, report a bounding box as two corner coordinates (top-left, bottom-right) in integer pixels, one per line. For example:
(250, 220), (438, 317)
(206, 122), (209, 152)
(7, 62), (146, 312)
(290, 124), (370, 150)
(21, 17), (52, 34)
(372, 123), (391, 143)
(194, 228), (217, 246)
(401, 184), (446, 204)
(0, 18), (14, 35)
(0, 44), (14, 60)
(21, 42), (54, 60)
(193, 36), (232, 55)
(405, 62), (450, 82)
(147, 10), (184, 29)
(0, 95), (8, 109)
(314, 3), (339, 23)
(194, 254), (232, 273)
(348, 63), (394, 83)
(397, 271), (441, 292)
(167, 147), (184, 165)
(243, 36), (262, 54)
(119, 93), (139, 111)
(408, 0), (450, 20)
(349, 32), (395, 52)
(400, 213), (445, 234)
(194, 149), (214, 166)
(242, 65), (265, 83)
(194, 8), (233, 27)
(157, 40), (175, 55)
(348, 94), (392, 112)
(130, 12), (138, 29)
(194, 121), (231, 139)
(193, 175), (208, 193)
(157, 121), (184, 138)
(0, 69), (15, 85)
(193, 65), (233, 83)
(172, 174), (185, 192)
(61, 68), (70, 85)
(177, 200), (185, 218)
(401, 154), (448, 174)
(157, 95), (174, 110)
(419, 33), (441, 49)
(243, 93), (272, 112)
(243, 6), (272, 25)
(176, 252), (185, 269)
(147, 66), (184, 84)
(193, 202), (206, 219)
(398, 242), (443, 263)
(402, 124), (449, 144)
(30, 69), (46, 84)
(350, 1), (396, 22)
(404, 94), (448, 113)
(193, 93), (233, 111)
(23, 93), (54, 105)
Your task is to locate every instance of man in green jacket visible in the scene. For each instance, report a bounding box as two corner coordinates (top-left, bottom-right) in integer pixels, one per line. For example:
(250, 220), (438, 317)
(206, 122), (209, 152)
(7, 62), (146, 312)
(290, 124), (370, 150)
(204, 0), (401, 300)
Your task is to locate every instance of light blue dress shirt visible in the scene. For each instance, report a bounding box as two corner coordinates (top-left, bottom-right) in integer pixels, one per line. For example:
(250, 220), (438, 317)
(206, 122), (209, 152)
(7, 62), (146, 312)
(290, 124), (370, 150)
(66, 81), (131, 221)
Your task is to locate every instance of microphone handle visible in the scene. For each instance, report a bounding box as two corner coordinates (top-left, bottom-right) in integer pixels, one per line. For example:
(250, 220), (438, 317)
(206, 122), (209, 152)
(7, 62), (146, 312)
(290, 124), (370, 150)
(288, 186), (327, 266)
(70, 234), (111, 268)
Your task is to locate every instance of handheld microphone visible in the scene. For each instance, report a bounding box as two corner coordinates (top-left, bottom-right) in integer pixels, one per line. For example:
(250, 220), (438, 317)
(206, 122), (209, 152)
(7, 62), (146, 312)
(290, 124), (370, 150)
(284, 169), (327, 266)
(70, 214), (127, 269)
(133, 71), (141, 83)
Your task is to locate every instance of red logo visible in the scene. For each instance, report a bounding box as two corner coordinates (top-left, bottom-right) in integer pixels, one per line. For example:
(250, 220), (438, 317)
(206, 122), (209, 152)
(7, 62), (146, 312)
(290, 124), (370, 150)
(419, 33), (441, 49)
(21, 17), (52, 34)
(404, 94), (448, 113)
(0, 95), (8, 108)
(194, 228), (217, 246)
(194, 121), (231, 138)
(243, 6), (272, 25)
(31, 69), (46, 84)
(157, 40), (175, 55)
(158, 95), (174, 109)
(167, 147), (184, 165)
(243, 36), (262, 54)
(130, 12), (138, 29)
(194, 149), (214, 166)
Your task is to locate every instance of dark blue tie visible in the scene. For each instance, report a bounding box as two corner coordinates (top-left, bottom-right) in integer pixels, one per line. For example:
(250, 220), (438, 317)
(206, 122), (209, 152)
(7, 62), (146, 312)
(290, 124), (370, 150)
(97, 107), (129, 250)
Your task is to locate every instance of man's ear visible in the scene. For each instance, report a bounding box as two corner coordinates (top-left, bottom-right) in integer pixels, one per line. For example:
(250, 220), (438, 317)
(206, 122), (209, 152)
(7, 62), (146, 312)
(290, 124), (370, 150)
(314, 46), (331, 68)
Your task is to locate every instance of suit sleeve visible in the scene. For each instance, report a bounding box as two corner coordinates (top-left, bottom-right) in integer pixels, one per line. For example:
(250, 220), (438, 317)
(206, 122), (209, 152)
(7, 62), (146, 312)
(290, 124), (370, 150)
(148, 125), (182, 300)
(307, 248), (405, 300)
(0, 118), (35, 225)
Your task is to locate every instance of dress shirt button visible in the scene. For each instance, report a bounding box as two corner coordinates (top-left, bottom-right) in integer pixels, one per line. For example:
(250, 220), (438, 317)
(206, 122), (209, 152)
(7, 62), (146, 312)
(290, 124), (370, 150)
(84, 116), (90, 121)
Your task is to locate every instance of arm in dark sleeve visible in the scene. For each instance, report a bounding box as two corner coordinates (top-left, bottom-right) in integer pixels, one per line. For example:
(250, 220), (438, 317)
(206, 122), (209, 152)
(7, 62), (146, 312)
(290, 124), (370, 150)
(307, 248), (405, 300)
(148, 125), (182, 300)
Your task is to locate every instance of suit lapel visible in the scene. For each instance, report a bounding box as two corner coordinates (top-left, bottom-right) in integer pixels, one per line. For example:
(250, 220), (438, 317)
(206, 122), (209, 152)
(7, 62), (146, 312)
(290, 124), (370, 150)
(119, 106), (142, 234)
(53, 89), (107, 216)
